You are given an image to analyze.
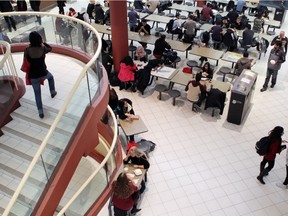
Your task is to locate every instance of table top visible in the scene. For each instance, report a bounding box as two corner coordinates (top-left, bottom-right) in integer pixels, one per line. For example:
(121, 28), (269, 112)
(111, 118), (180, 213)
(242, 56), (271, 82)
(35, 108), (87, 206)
(145, 14), (172, 24)
(189, 46), (224, 60)
(200, 23), (213, 32)
(170, 70), (231, 92)
(221, 51), (257, 65)
(124, 165), (147, 188)
(119, 116), (148, 136)
(151, 66), (179, 80)
(169, 3), (201, 13)
(264, 19), (281, 28)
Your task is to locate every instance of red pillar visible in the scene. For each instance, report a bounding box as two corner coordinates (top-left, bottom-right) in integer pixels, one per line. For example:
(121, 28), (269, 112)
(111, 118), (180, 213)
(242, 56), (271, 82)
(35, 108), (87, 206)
(109, 1), (129, 72)
(197, 0), (206, 7)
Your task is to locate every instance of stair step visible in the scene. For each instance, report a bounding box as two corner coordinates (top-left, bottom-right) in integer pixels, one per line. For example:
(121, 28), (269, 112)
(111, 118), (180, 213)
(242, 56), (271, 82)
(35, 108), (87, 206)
(2, 119), (68, 152)
(13, 101), (76, 135)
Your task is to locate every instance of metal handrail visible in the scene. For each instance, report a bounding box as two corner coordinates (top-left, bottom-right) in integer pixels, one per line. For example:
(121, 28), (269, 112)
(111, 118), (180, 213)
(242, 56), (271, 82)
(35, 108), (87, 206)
(57, 106), (118, 215)
(2, 11), (102, 216)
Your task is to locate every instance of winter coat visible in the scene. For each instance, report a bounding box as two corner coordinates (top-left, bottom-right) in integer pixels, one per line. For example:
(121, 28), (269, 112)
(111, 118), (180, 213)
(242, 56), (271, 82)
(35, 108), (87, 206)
(118, 63), (138, 82)
(235, 57), (251, 75)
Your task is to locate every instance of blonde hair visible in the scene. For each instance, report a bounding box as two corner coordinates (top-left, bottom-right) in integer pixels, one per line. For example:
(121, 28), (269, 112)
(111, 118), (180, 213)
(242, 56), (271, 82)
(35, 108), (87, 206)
(129, 146), (148, 159)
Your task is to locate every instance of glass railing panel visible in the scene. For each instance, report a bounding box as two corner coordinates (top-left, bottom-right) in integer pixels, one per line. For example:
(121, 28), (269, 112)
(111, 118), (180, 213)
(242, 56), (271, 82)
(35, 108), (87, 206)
(63, 167), (107, 216)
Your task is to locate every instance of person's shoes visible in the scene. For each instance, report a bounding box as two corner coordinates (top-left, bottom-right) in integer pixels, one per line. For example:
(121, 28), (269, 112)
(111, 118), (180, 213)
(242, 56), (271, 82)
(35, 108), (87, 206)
(39, 113), (44, 119)
(131, 208), (141, 214)
(51, 91), (57, 98)
(257, 176), (265, 184)
(270, 84), (275, 88)
(260, 88), (267, 92)
(276, 183), (288, 189)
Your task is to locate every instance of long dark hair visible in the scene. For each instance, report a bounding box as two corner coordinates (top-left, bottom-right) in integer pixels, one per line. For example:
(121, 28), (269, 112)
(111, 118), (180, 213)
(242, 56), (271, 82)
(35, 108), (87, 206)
(202, 62), (211, 72)
(112, 173), (134, 199)
(121, 56), (134, 66)
(269, 126), (284, 140)
(29, 31), (42, 47)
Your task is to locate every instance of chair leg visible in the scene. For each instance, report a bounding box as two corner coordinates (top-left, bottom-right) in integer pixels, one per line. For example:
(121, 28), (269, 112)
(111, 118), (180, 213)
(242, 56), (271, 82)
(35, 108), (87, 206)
(212, 108), (215, 117)
(159, 92), (162, 100)
(172, 97), (176, 106)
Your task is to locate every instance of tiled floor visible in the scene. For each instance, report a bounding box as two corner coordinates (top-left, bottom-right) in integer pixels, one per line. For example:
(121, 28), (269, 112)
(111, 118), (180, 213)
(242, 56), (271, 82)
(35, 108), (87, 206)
(5, 1), (288, 216)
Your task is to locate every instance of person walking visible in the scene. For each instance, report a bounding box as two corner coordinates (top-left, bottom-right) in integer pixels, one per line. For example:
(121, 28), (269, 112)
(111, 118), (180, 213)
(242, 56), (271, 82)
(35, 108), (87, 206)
(24, 31), (57, 118)
(0, 0), (17, 32)
(57, 0), (66, 14)
(29, 0), (41, 25)
(257, 126), (286, 184)
(260, 40), (285, 92)
(276, 146), (288, 189)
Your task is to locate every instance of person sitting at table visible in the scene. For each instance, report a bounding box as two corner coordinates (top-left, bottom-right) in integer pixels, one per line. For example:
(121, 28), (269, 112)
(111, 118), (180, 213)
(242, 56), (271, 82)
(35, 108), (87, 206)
(211, 20), (223, 49)
(112, 172), (141, 215)
(253, 13), (265, 33)
(205, 87), (226, 115)
(193, 10), (201, 22)
(128, 7), (140, 32)
(137, 19), (151, 48)
(200, 62), (213, 79)
(234, 51), (252, 76)
(185, 73), (207, 111)
(221, 16), (230, 29)
(223, 23), (238, 51)
(182, 14), (197, 43)
(142, 0), (159, 14)
(200, 4), (213, 23)
(123, 146), (150, 194)
(134, 46), (147, 62)
(153, 34), (171, 59)
(118, 56), (138, 90)
(227, 7), (238, 25)
(134, 59), (164, 94)
(235, 16), (245, 30)
(94, 2), (105, 24)
(239, 24), (254, 48)
(171, 13), (183, 40)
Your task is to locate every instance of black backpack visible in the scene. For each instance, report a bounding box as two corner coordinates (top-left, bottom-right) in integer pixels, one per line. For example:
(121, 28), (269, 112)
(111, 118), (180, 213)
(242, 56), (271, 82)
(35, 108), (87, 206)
(166, 19), (175, 33)
(255, 136), (271, 156)
(76, 12), (85, 21)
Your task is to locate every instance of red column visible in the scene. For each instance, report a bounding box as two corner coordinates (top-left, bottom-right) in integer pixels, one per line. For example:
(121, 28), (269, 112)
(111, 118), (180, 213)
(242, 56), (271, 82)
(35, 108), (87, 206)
(197, 0), (206, 7)
(109, 0), (129, 72)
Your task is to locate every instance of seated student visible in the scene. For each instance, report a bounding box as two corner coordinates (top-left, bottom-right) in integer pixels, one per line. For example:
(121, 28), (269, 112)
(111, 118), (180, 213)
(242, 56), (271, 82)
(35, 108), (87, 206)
(128, 7), (140, 31)
(134, 46), (147, 62)
(134, 59), (164, 94)
(235, 16), (245, 30)
(227, 8), (238, 25)
(223, 23), (238, 51)
(222, 16), (230, 29)
(239, 24), (254, 48)
(137, 19), (151, 48)
(253, 13), (265, 33)
(211, 20), (223, 49)
(205, 88), (226, 115)
(200, 62), (213, 79)
(142, 0), (159, 14)
(234, 51), (251, 76)
(199, 31), (210, 64)
(200, 4), (213, 23)
(123, 146), (150, 194)
(185, 73), (207, 111)
(193, 10), (201, 22)
(171, 13), (183, 40)
(236, 0), (246, 14)
(118, 56), (138, 90)
(94, 3), (105, 24)
(112, 172), (141, 215)
(182, 14), (197, 43)
(153, 34), (171, 58)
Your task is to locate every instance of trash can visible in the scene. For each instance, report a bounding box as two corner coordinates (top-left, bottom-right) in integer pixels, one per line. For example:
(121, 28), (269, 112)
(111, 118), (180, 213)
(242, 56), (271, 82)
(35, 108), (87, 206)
(274, 8), (286, 24)
(227, 70), (257, 125)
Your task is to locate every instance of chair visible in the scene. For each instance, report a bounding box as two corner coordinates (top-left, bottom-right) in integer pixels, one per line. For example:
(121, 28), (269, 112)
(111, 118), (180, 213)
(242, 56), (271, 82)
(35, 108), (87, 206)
(172, 56), (181, 68)
(168, 89), (181, 105)
(158, 11), (165, 16)
(128, 45), (137, 59)
(186, 83), (201, 112)
(219, 66), (231, 82)
(155, 84), (167, 100)
(186, 60), (198, 75)
(145, 49), (152, 60)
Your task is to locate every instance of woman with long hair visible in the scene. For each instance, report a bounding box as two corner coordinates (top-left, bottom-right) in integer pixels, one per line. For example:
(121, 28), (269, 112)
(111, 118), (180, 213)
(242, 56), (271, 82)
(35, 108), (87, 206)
(257, 126), (287, 184)
(112, 172), (141, 215)
(118, 56), (138, 91)
(123, 146), (150, 194)
(24, 31), (57, 118)
(200, 62), (213, 79)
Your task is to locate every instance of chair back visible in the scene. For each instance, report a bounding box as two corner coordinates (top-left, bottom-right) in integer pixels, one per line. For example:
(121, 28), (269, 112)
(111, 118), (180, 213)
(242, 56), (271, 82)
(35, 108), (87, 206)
(187, 83), (201, 102)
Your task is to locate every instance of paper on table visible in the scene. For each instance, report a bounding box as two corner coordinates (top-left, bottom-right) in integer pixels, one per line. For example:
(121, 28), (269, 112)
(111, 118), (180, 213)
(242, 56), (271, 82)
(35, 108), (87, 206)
(133, 179), (139, 184)
(241, 78), (250, 84)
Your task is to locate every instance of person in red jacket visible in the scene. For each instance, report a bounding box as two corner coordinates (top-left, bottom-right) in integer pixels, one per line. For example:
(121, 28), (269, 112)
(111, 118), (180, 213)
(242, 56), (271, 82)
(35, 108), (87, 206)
(257, 126), (287, 184)
(112, 172), (141, 215)
(118, 56), (138, 91)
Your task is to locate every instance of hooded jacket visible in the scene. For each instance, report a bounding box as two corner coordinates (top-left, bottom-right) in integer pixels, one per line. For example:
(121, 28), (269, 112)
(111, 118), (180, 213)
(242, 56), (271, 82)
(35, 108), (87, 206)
(235, 57), (251, 76)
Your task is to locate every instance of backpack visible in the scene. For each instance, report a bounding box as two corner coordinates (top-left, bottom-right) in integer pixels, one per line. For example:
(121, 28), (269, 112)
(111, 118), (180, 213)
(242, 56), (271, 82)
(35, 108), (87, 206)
(255, 136), (271, 155)
(223, 29), (236, 47)
(137, 139), (156, 154)
(240, 15), (249, 28)
(166, 19), (175, 33)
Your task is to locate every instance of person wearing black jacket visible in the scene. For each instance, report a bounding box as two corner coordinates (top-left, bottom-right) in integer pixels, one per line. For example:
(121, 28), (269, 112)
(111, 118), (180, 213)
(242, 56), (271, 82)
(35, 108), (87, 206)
(17, 0), (27, 23)
(0, 1), (16, 32)
(271, 31), (288, 55)
(29, 0), (41, 24)
(57, 0), (66, 14)
(153, 34), (171, 58)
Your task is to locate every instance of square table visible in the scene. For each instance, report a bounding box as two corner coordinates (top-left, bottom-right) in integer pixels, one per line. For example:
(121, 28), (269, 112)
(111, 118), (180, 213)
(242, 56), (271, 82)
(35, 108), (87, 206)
(221, 51), (257, 68)
(124, 165), (147, 187)
(119, 117), (148, 137)
(189, 46), (224, 66)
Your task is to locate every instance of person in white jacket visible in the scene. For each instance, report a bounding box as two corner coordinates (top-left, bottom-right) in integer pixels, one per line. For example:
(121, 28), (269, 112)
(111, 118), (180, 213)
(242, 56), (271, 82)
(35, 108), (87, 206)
(142, 0), (159, 14)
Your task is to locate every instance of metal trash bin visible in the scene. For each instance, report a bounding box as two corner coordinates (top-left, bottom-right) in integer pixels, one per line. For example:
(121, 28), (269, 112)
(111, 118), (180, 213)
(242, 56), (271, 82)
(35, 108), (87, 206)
(227, 70), (257, 125)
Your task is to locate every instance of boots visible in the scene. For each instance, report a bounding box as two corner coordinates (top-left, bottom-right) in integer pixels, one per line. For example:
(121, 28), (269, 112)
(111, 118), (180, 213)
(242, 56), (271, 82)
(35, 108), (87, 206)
(257, 168), (269, 184)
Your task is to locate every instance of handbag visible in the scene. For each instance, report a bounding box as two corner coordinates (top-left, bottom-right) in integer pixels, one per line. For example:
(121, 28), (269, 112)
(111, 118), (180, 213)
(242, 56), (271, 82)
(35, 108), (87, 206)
(21, 55), (30, 73)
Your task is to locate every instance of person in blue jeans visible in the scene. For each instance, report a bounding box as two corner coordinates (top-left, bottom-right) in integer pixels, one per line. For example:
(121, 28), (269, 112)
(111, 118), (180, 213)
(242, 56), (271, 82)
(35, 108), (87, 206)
(24, 31), (57, 118)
